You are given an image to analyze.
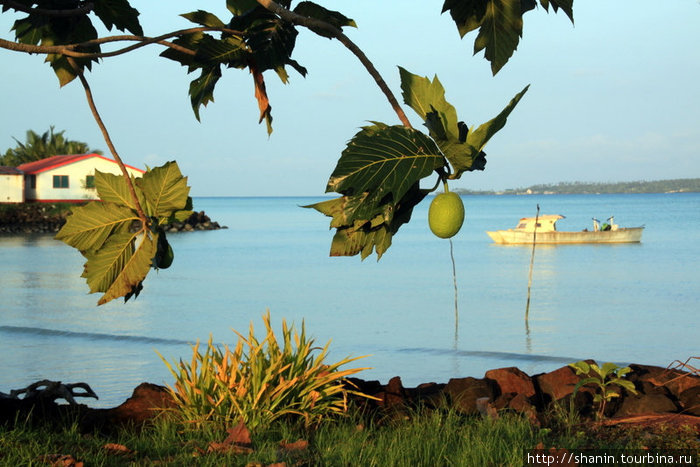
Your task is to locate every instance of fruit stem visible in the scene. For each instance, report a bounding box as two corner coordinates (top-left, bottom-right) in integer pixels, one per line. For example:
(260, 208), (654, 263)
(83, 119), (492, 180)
(443, 180), (450, 193)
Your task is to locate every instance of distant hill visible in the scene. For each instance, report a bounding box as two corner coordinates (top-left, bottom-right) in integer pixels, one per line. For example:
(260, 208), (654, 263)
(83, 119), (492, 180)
(456, 179), (700, 195)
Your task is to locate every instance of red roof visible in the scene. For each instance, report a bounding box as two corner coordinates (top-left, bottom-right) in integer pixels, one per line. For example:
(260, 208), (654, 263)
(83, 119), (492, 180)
(0, 166), (23, 175)
(16, 154), (144, 174)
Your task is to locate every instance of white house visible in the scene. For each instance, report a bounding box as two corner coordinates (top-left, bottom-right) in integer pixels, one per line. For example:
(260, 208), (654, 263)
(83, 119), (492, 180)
(0, 166), (25, 203)
(13, 153), (145, 203)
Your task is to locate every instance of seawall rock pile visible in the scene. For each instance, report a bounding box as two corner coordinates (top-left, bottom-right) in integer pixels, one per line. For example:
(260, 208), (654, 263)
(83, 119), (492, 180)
(1, 363), (697, 433)
(0, 204), (225, 234)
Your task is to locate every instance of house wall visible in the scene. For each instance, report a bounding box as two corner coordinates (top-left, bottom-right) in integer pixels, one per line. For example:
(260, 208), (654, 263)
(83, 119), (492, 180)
(31, 157), (144, 202)
(0, 174), (24, 203)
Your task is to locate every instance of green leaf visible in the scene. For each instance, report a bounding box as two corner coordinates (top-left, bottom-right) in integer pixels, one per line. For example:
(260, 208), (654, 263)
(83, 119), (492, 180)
(159, 32), (205, 70)
(195, 35), (248, 68)
(94, 170), (147, 213)
(441, 0), (488, 37)
(399, 66), (459, 142)
(616, 366), (633, 378)
(229, 7), (301, 78)
(83, 230), (157, 305)
(572, 377), (600, 397)
(55, 201), (137, 253)
(15, 10), (101, 86)
(600, 362), (619, 378)
(136, 161), (191, 218)
(473, 0), (523, 75)
(399, 67), (528, 178)
(293, 2), (356, 37)
(227, 0), (259, 16)
(189, 65), (222, 121)
(307, 124), (438, 260)
(93, 0), (143, 35)
(12, 15), (46, 45)
(56, 161), (192, 305)
(327, 124), (444, 205)
(568, 361), (591, 376)
(465, 84), (528, 150)
(311, 185), (429, 260)
(540, 0), (574, 23)
(181, 10), (226, 28)
(616, 380), (638, 394)
(442, 0), (574, 75)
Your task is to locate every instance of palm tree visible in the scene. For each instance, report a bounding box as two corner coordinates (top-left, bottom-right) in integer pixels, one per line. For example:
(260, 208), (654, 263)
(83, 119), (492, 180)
(0, 126), (102, 166)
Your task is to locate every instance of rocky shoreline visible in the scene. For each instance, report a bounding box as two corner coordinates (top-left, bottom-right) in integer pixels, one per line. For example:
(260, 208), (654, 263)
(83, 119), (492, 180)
(0, 203), (226, 234)
(1, 362), (698, 434)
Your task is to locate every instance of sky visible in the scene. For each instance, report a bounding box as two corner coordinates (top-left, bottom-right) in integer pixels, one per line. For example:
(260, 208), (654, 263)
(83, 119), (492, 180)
(1, 1), (699, 196)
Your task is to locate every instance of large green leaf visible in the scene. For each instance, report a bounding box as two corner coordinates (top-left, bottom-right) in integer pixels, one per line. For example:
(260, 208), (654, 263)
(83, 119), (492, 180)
(308, 124), (443, 259)
(94, 170), (147, 213)
(83, 231), (157, 305)
(55, 201), (136, 253)
(472, 0), (523, 75)
(56, 161), (192, 305)
(310, 184), (430, 259)
(399, 66), (459, 143)
(195, 35), (248, 67)
(327, 124), (444, 204)
(442, 0), (574, 74)
(13, 9), (100, 86)
(136, 161), (191, 218)
(399, 67), (528, 178)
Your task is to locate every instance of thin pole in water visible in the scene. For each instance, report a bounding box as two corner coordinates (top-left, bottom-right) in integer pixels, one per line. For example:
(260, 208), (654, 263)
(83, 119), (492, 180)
(525, 204), (540, 322)
(449, 237), (459, 346)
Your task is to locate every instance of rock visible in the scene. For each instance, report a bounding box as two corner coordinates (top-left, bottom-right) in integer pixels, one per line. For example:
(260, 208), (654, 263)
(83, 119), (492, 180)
(82, 383), (176, 433)
(534, 361), (596, 404)
(613, 382), (679, 418)
(485, 367), (535, 398)
(443, 377), (495, 415)
(475, 397), (499, 419)
(678, 385), (700, 416)
(377, 376), (405, 408)
(406, 382), (445, 408)
(628, 364), (700, 400)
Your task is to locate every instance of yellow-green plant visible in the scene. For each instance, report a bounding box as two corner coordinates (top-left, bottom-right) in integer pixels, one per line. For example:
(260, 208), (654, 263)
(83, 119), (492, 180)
(158, 311), (370, 430)
(569, 361), (638, 420)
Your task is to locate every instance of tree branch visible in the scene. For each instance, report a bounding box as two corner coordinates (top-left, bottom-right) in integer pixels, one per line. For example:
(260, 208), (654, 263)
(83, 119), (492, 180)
(66, 57), (149, 229)
(0, 0), (94, 17)
(254, 0), (412, 129)
(0, 27), (244, 60)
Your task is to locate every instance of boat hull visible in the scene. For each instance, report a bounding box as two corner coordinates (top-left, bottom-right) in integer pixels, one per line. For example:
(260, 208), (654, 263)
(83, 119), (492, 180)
(486, 227), (644, 245)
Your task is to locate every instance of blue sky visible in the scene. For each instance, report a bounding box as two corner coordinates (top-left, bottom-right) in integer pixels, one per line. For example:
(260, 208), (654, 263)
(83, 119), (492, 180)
(1, 1), (699, 196)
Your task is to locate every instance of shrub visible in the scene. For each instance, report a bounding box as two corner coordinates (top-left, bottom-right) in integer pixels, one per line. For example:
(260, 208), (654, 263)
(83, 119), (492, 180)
(569, 361), (637, 420)
(158, 311), (369, 430)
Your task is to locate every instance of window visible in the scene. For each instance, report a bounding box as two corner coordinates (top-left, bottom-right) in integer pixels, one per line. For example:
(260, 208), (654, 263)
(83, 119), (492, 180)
(53, 175), (69, 189)
(29, 174), (36, 189)
(85, 175), (95, 189)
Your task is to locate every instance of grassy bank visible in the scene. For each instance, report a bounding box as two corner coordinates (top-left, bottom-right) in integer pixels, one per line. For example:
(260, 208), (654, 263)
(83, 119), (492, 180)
(1, 407), (697, 466)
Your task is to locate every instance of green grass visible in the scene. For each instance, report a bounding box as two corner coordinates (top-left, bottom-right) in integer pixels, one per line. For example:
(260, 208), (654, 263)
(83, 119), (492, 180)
(3, 406), (696, 466)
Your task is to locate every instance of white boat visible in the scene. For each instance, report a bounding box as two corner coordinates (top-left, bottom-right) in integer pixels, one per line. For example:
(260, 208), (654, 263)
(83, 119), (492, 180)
(487, 215), (644, 245)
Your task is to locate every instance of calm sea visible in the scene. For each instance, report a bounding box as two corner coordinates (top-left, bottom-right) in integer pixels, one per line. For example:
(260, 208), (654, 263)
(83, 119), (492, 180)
(1, 194), (698, 407)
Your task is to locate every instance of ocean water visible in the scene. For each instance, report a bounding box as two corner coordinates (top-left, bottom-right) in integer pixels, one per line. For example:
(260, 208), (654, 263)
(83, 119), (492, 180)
(1, 193), (698, 407)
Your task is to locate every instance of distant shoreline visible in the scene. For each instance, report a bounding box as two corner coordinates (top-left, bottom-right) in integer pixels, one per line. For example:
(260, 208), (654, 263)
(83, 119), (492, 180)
(455, 178), (700, 196)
